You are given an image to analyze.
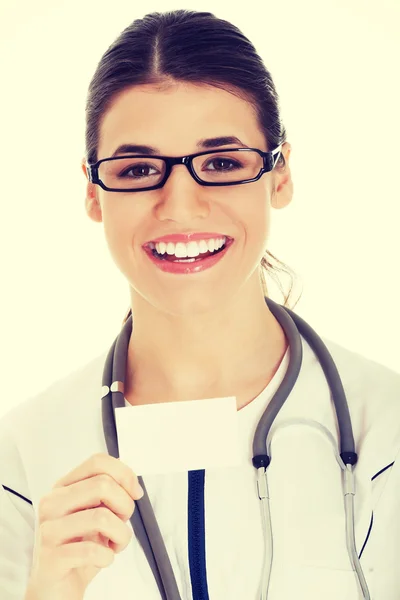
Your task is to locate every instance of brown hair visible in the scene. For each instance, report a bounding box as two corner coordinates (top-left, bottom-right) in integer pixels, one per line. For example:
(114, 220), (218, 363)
(84, 9), (302, 323)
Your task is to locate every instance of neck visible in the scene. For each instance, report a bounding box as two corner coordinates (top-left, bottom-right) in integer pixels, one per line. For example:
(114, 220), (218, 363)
(125, 282), (288, 407)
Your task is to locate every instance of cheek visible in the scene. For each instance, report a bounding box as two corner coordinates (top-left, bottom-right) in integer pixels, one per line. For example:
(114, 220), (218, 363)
(102, 194), (147, 233)
(101, 200), (143, 259)
(242, 199), (271, 267)
(228, 188), (271, 246)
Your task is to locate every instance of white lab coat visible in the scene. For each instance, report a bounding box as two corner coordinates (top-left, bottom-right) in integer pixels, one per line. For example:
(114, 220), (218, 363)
(0, 334), (399, 600)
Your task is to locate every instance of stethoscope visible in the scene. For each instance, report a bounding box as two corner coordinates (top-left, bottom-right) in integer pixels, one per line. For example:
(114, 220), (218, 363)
(101, 297), (371, 600)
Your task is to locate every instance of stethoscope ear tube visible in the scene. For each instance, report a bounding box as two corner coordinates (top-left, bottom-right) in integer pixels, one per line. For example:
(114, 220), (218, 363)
(253, 299), (303, 464)
(102, 317), (181, 600)
(282, 304), (357, 464)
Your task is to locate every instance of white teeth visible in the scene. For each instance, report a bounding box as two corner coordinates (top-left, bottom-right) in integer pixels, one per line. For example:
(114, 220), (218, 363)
(174, 243), (187, 258)
(207, 239), (215, 252)
(198, 240), (209, 253)
(187, 241), (200, 257)
(153, 236), (227, 258)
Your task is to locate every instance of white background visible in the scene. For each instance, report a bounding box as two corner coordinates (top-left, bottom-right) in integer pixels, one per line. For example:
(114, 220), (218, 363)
(0, 0), (399, 418)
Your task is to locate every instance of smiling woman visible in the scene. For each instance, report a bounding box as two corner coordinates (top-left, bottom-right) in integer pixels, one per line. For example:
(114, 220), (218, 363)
(2, 8), (400, 600)
(82, 9), (300, 320)
(80, 21), (297, 412)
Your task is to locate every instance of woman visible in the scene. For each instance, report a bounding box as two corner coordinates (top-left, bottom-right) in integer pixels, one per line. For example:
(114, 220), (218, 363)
(1, 9), (399, 600)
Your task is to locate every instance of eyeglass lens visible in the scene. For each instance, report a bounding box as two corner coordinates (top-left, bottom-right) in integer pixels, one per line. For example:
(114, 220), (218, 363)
(98, 151), (263, 190)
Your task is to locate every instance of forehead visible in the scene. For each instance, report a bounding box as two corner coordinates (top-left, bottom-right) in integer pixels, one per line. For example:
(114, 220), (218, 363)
(98, 82), (265, 158)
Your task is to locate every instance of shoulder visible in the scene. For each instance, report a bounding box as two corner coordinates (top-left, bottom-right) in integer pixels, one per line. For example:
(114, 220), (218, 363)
(320, 336), (400, 415)
(0, 350), (107, 437)
(316, 336), (400, 470)
(0, 350), (107, 503)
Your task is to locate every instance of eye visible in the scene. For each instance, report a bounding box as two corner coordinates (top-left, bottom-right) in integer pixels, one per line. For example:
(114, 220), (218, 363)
(119, 163), (159, 178)
(203, 157), (242, 172)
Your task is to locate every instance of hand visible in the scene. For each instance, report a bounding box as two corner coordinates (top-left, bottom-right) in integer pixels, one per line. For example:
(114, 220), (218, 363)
(25, 453), (144, 600)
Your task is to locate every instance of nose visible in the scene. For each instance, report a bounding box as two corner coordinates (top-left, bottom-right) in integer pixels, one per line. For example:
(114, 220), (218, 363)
(154, 163), (210, 223)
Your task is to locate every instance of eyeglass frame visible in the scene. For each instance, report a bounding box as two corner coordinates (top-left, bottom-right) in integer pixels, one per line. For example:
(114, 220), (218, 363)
(86, 146), (283, 193)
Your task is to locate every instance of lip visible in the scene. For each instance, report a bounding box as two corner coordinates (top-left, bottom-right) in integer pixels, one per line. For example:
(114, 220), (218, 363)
(145, 232), (231, 245)
(143, 237), (234, 275)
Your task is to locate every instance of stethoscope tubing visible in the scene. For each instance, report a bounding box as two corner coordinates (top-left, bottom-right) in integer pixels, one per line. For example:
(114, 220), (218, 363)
(101, 298), (361, 600)
(102, 325), (175, 600)
(254, 300), (356, 464)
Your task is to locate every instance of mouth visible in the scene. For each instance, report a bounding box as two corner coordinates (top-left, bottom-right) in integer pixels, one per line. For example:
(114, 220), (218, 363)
(148, 236), (231, 262)
(142, 235), (234, 274)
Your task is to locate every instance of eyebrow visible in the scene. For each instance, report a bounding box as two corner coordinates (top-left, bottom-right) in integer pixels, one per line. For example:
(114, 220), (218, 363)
(111, 136), (248, 157)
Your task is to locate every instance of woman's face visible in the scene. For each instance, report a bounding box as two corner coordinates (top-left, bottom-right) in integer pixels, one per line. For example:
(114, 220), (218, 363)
(83, 82), (292, 317)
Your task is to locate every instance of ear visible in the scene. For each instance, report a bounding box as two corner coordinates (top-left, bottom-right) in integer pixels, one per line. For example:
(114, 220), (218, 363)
(271, 142), (293, 210)
(81, 158), (103, 223)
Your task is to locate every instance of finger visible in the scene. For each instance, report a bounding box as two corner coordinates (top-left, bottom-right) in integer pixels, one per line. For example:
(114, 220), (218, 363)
(52, 453), (143, 500)
(41, 507), (133, 555)
(40, 476), (136, 523)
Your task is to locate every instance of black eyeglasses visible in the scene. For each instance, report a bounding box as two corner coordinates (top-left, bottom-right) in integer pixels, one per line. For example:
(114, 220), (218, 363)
(86, 146), (282, 192)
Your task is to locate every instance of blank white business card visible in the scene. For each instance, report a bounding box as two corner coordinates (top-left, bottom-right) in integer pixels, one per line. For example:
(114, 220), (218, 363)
(115, 396), (241, 476)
